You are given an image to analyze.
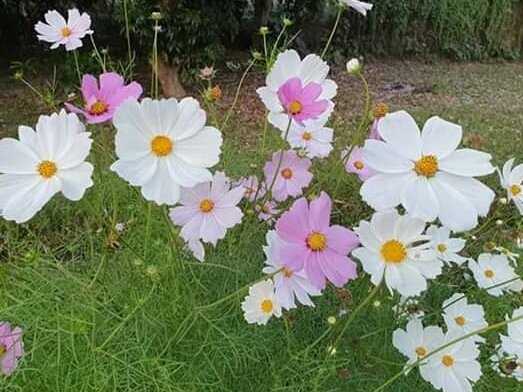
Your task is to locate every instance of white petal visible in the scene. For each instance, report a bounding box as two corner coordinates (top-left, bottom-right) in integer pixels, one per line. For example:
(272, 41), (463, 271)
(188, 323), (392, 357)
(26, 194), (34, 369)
(266, 49), (301, 90)
(0, 139), (39, 174)
(58, 163), (94, 201)
(378, 111), (422, 161)
(257, 87), (284, 113)
(421, 116), (462, 159)
(111, 154), (158, 186)
(171, 97), (208, 140)
(141, 159), (181, 205)
(360, 172), (413, 211)
(362, 140), (413, 173)
(174, 126), (222, 167)
(297, 53), (329, 84)
(439, 149), (494, 177)
(400, 176), (439, 223)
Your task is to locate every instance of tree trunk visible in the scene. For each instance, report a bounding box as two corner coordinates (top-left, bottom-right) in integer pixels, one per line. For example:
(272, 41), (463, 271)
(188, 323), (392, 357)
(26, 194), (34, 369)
(255, 0), (273, 29)
(156, 57), (186, 98)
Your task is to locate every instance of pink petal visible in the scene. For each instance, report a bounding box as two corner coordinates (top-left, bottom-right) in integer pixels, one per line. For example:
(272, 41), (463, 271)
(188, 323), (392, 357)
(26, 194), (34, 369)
(309, 192), (331, 231)
(276, 197), (311, 242)
(325, 225), (359, 255)
(99, 72), (125, 101)
(81, 74), (99, 102)
(281, 243), (310, 272)
(304, 253), (327, 290)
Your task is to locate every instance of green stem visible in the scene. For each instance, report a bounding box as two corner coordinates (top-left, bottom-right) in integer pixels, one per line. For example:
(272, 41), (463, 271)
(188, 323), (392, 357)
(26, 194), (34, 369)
(89, 34), (106, 72)
(72, 51), (82, 86)
(151, 20), (160, 98)
(123, 0), (134, 78)
(269, 25), (288, 66)
(321, 5), (344, 59)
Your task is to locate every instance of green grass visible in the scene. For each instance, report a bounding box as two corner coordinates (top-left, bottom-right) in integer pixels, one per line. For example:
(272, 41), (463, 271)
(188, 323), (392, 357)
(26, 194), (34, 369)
(0, 61), (522, 391)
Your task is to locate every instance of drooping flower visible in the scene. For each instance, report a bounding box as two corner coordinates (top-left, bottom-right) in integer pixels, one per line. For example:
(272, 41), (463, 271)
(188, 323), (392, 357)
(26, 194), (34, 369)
(276, 192), (359, 290)
(285, 117), (333, 159)
(35, 9), (92, 51)
(498, 158), (523, 214)
(495, 246), (519, 266)
(263, 150), (313, 202)
(256, 200), (279, 223)
(262, 230), (321, 309)
(343, 146), (376, 181)
(0, 111), (94, 223)
(392, 318), (444, 371)
(236, 175), (265, 201)
(0, 322), (24, 376)
(241, 280), (281, 325)
(490, 348), (523, 381)
(169, 172), (244, 248)
(346, 58), (362, 74)
(426, 225), (467, 265)
(422, 331), (482, 392)
(468, 254), (523, 297)
(65, 72), (143, 124)
(111, 98), (222, 205)
(369, 102), (389, 140)
(257, 50), (336, 130)
(186, 239), (205, 262)
(360, 111), (495, 232)
(500, 307), (523, 359)
(352, 210), (442, 297)
(340, 0), (374, 16)
(442, 293), (487, 343)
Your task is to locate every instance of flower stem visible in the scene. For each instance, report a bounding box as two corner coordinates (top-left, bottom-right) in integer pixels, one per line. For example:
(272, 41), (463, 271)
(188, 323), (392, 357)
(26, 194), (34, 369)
(72, 51), (82, 86)
(151, 19), (160, 99)
(123, 0), (134, 78)
(321, 5), (344, 59)
(89, 34), (106, 72)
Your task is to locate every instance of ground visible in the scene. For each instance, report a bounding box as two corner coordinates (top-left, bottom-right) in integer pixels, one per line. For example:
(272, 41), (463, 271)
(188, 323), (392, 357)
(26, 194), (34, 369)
(0, 60), (522, 391)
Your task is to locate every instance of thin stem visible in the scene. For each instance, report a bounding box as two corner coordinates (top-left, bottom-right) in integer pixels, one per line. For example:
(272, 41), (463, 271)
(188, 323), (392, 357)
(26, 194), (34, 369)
(72, 51), (82, 86)
(89, 34), (106, 72)
(123, 0), (134, 78)
(373, 313), (523, 392)
(269, 25), (288, 66)
(151, 20), (160, 98)
(321, 5), (344, 59)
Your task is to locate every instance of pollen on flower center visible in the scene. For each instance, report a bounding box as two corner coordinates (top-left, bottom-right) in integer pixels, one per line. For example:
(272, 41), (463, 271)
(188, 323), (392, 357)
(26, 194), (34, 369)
(510, 184), (521, 197)
(437, 243), (447, 253)
(354, 160), (364, 170)
(414, 155), (438, 178)
(37, 160), (57, 179)
(374, 102), (389, 118)
(89, 99), (108, 115)
(442, 355), (454, 367)
(307, 232), (327, 251)
(61, 27), (72, 37)
(288, 100), (303, 115)
(455, 316), (466, 326)
(484, 269), (495, 278)
(282, 267), (294, 278)
(281, 168), (293, 179)
(302, 131), (312, 141)
(415, 346), (426, 357)
(380, 239), (407, 264)
(199, 199), (214, 213)
(260, 299), (274, 314)
(151, 135), (173, 157)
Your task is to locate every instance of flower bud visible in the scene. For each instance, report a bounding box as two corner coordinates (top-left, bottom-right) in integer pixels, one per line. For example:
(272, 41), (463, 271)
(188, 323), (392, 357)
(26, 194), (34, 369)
(346, 58), (362, 74)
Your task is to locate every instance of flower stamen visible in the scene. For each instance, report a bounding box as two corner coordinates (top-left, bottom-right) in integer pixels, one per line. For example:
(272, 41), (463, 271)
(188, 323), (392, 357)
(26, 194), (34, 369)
(37, 160), (57, 179)
(380, 239), (407, 264)
(260, 299), (274, 314)
(307, 232), (327, 251)
(151, 135), (173, 157)
(414, 155), (438, 178)
(199, 199), (214, 213)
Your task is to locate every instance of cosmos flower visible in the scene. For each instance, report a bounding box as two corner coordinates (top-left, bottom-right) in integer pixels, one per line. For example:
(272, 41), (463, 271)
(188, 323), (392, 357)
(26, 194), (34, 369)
(426, 225), (467, 265)
(340, 0), (374, 16)
(500, 307), (523, 359)
(276, 192), (359, 290)
(442, 293), (487, 343)
(285, 117), (334, 159)
(111, 98), (222, 205)
(343, 146), (376, 181)
(256, 200), (279, 224)
(0, 111), (93, 223)
(360, 111), (495, 232)
(0, 322), (24, 376)
(236, 175), (265, 201)
(241, 280), (281, 325)
(468, 253), (523, 297)
(498, 158), (523, 214)
(35, 9), (92, 51)
(65, 72), (143, 124)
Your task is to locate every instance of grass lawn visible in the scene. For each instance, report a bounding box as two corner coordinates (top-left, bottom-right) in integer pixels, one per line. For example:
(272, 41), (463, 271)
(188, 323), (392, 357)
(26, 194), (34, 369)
(0, 60), (522, 391)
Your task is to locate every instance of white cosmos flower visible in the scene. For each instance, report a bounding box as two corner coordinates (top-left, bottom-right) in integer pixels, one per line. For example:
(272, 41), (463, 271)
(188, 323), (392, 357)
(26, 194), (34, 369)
(352, 210), (442, 297)
(360, 111), (495, 232)
(498, 158), (523, 214)
(426, 225), (467, 265)
(392, 318), (444, 373)
(468, 253), (523, 297)
(501, 307), (523, 359)
(241, 280), (282, 325)
(422, 331), (482, 392)
(340, 0), (373, 16)
(495, 246), (519, 266)
(0, 111), (93, 223)
(285, 116), (334, 159)
(442, 293), (487, 343)
(35, 9), (92, 51)
(262, 230), (321, 310)
(490, 348), (523, 381)
(111, 98), (222, 205)
(256, 49), (337, 131)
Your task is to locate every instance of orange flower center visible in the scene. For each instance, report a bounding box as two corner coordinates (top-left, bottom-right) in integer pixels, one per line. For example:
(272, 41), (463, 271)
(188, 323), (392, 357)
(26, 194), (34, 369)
(288, 100), (303, 115)
(61, 27), (72, 38)
(307, 232), (327, 251)
(380, 240), (407, 264)
(354, 160), (364, 170)
(281, 168), (293, 179)
(302, 131), (312, 141)
(455, 316), (466, 326)
(374, 102), (389, 118)
(415, 346), (426, 357)
(37, 160), (57, 179)
(437, 243), (447, 253)
(261, 299), (274, 314)
(282, 267), (294, 278)
(199, 199), (214, 213)
(484, 269), (494, 278)
(89, 100), (108, 115)
(510, 184), (521, 197)
(414, 155), (438, 178)
(442, 355), (454, 367)
(151, 135), (173, 157)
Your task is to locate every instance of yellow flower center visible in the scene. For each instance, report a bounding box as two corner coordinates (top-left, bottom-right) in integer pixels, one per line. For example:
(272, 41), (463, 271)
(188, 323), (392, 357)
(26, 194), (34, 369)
(442, 355), (454, 367)
(261, 299), (274, 314)
(484, 269), (494, 278)
(89, 99), (108, 115)
(151, 135), (173, 157)
(288, 100), (303, 115)
(281, 168), (293, 179)
(208, 85), (222, 101)
(415, 346), (426, 357)
(414, 155), (438, 178)
(374, 102), (389, 118)
(437, 243), (447, 253)
(37, 160), (57, 179)
(282, 267), (294, 278)
(455, 316), (466, 326)
(380, 240), (407, 264)
(354, 160), (364, 170)
(302, 131), (312, 141)
(307, 232), (327, 252)
(199, 199), (214, 213)
(245, 187), (255, 196)
(510, 184), (521, 197)
(61, 27), (72, 38)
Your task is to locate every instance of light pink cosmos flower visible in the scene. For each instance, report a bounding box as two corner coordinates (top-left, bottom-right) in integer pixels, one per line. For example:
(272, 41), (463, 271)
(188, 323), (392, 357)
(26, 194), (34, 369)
(65, 72), (143, 124)
(277, 78), (329, 125)
(263, 150), (313, 202)
(256, 200), (280, 223)
(0, 322), (24, 376)
(275, 192), (359, 290)
(35, 9), (92, 51)
(262, 230), (321, 309)
(170, 172), (244, 247)
(236, 175), (265, 201)
(343, 146), (376, 181)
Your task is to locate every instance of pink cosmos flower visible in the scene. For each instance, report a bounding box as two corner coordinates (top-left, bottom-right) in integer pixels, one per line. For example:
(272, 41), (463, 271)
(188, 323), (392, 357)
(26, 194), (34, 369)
(0, 322), (24, 376)
(256, 200), (280, 223)
(237, 175), (265, 201)
(35, 9), (92, 51)
(263, 150), (313, 202)
(277, 78), (329, 125)
(275, 192), (359, 289)
(170, 172), (244, 246)
(343, 146), (376, 181)
(65, 72), (143, 124)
